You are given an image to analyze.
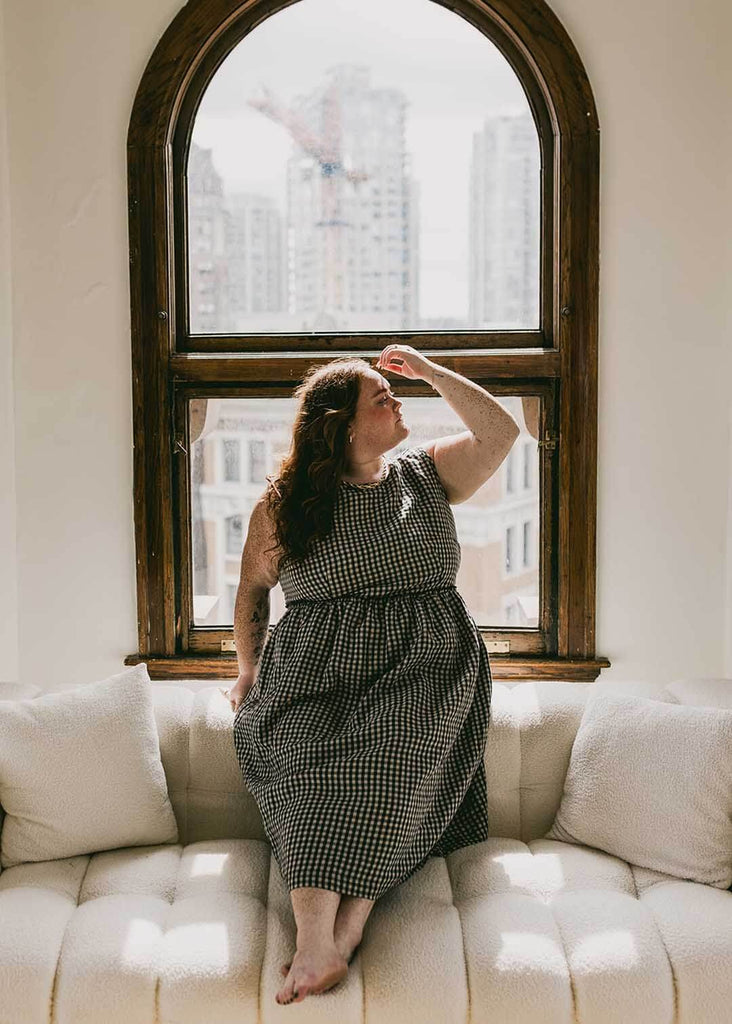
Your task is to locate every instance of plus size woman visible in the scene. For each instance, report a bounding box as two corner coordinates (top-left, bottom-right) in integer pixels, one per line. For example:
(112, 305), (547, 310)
(225, 344), (520, 1006)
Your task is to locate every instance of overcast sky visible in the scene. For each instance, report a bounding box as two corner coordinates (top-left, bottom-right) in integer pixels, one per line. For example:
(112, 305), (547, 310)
(191, 0), (535, 318)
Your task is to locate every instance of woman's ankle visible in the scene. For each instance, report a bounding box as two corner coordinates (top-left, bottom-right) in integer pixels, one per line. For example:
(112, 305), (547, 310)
(295, 931), (339, 953)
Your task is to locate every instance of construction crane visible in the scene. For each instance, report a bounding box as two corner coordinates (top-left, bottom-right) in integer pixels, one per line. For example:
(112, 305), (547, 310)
(248, 79), (369, 323)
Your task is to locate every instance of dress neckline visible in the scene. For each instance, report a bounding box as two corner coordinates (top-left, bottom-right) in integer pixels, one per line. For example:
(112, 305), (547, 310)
(340, 457), (392, 490)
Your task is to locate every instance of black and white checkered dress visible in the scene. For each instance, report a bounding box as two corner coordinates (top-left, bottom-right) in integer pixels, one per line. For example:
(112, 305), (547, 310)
(232, 445), (492, 900)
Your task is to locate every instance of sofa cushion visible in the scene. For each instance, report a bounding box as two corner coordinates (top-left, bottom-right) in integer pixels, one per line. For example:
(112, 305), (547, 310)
(0, 663), (179, 869)
(544, 691), (732, 889)
(0, 683), (42, 700)
(1, 837), (730, 1022)
(663, 677), (732, 709)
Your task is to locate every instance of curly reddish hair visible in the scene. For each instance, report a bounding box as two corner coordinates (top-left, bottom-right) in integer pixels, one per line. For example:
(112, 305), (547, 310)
(263, 357), (375, 574)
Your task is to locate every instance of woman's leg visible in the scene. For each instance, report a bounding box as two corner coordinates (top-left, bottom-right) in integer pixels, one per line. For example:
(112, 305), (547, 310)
(333, 895), (376, 958)
(277, 887), (348, 1004)
(290, 886), (341, 951)
(280, 892), (377, 979)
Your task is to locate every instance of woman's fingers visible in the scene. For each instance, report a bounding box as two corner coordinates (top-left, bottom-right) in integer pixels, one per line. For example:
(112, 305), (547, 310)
(218, 686), (243, 713)
(380, 344), (416, 370)
(379, 346), (412, 378)
(221, 689), (235, 711)
(378, 345), (395, 368)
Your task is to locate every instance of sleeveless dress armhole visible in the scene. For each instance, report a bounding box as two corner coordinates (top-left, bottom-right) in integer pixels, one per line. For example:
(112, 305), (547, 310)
(397, 444), (451, 503)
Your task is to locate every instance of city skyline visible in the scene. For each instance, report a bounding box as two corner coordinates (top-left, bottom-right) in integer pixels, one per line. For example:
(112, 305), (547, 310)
(188, 96), (540, 330)
(190, 0), (535, 318)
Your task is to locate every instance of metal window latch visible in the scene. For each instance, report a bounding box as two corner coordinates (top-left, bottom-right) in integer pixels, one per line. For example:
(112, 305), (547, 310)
(174, 437), (188, 455)
(537, 432), (557, 450)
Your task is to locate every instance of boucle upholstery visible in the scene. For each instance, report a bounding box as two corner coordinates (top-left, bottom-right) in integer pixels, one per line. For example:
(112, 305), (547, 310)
(0, 677), (730, 1022)
(0, 666), (179, 869)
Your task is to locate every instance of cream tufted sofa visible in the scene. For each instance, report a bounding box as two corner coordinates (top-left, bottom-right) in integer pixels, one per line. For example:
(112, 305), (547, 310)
(1, 676), (730, 1023)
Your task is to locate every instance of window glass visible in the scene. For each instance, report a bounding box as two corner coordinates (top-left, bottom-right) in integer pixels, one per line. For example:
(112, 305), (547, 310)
(187, 0), (540, 335)
(189, 395), (540, 629)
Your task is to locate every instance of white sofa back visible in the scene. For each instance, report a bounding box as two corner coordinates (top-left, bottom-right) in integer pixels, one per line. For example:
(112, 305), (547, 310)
(2, 677), (730, 858)
(147, 678), (700, 847)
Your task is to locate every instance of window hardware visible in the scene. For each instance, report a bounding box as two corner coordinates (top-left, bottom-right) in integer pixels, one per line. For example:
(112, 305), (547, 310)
(538, 432), (557, 450)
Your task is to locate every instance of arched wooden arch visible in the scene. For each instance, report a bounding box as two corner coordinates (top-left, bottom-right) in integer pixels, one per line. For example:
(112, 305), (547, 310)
(126, 0), (609, 680)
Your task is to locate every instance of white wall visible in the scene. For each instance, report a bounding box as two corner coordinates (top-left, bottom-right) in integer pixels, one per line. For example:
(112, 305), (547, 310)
(1, 0), (730, 688)
(726, 400), (732, 673)
(0, 0), (18, 683)
(547, 0), (732, 679)
(2, 0), (181, 688)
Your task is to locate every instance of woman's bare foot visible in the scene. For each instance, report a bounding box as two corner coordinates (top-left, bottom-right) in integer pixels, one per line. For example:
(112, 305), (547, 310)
(280, 921), (363, 984)
(275, 942), (348, 1005)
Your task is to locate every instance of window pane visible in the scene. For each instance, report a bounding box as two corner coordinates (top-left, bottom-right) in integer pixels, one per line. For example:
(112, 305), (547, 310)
(187, 0), (540, 335)
(189, 395), (540, 628)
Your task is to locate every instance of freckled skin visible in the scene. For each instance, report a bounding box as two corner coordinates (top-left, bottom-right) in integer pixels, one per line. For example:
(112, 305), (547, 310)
(343, 368), (409, 483)
(371, 344), (521, 500)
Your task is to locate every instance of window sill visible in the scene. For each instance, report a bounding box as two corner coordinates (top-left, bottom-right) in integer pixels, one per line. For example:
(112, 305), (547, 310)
(125, 653), (611, 682)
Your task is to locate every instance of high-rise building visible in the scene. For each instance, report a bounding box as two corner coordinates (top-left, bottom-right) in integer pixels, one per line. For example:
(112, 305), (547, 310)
(469, 112), (540, 328)
(286, 64), (419, 331)
(225, 193), (287, 329)
(187, 143), (229, 333)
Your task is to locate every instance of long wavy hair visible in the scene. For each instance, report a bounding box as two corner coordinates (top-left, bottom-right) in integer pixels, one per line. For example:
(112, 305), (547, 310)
(263, 357), (375, 575)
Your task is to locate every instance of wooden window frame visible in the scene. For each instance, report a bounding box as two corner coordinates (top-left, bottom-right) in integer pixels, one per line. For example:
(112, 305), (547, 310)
(125, 0), (610, 681)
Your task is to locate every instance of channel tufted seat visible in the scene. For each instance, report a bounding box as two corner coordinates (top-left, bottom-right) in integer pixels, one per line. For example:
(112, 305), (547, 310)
(1, 679), (730, 1023)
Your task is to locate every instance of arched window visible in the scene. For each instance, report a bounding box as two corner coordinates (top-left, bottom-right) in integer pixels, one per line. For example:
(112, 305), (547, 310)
(126, 0), (608, 681)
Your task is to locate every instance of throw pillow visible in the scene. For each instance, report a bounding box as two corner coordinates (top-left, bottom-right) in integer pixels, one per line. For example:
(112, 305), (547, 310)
(0, 663), (179, 869)
(544, 691), (732, 889)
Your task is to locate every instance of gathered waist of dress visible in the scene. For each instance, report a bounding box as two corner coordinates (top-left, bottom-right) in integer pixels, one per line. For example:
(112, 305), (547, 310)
(286, 585), (458, 608)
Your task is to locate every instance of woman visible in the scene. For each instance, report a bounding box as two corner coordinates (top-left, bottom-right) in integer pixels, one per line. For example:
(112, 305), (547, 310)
(225, 344), (520, 1006)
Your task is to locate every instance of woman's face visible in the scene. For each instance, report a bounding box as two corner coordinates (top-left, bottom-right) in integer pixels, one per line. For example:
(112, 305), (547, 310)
(349, 370), (408, 452)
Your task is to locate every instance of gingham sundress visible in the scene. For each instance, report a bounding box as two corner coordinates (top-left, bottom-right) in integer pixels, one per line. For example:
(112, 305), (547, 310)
(232, 444), (492, 901)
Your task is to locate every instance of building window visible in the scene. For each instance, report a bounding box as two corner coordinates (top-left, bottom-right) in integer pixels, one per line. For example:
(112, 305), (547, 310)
(505, 447), (515, 494)
(225, 515), (243, 556)
(248, 439), (267, 483)
(523, 442), (532, 489)
(222, 439), (240, 482)
(505, 525), (514, 575)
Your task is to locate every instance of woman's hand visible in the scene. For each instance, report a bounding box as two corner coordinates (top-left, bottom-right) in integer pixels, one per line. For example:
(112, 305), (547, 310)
(377, 345), (436, 384)
(219, 672), (256, 713)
